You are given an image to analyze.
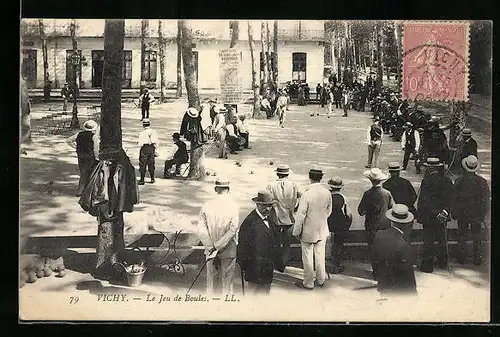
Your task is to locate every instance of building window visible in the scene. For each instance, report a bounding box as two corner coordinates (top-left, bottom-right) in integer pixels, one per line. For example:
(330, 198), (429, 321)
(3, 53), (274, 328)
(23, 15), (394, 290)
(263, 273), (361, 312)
(22, 49), (37, 88)
(91, 50), (104, 88)
(142, 51), (157, 82)
(292, 52), (307, 83)
(66, 50), (83, 87)
(122, 51), (132, 88)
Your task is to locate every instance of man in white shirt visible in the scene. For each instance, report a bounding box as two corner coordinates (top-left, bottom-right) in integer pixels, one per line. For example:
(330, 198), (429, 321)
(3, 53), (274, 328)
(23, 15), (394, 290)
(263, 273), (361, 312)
(366, 116), (384, 168)
(266, 164), (299, 272)
(212, 106), (228, 159)
(137, 119), (158, 185)
(198, 179), (240, 296)
(236, 114), (251, 149)
(275, 91), (289, 127)
(293, 168), (333, 290)
(401, 122), (421, 172)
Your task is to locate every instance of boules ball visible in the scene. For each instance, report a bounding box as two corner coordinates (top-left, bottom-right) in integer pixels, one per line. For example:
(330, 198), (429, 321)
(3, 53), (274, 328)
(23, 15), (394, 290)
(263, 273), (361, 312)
(27, 272), (37, 283)
(249, 170), (254, 174)
(206, 171), (210, 176)
(43, 267), (52, 277)
(212, 172), (217, 176)
(310, 113), (314, 117)
(269, 161), (274, 165)
(235, 161), (240, 166)
(36, 270), (45, 278)
(58, 270), (67, 278)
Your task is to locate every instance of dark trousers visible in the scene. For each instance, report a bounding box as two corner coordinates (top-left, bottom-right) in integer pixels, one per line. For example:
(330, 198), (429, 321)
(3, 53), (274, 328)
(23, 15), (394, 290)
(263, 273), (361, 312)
(457, 218), (483, 262)
(365, 228), (378, 277)
(77, 155), (97, 196)
(421, 219), (448, 271)
(277, 225), (293, 271)
(335, 100), (341, 109)
(226, 135), (241, 152)
(330, 231), (347, 267)
(240, 132), (249, 148)
(141, 105), (150, 120)
(402, 148), (416, 170)
(164, 157), (186, 177)
(343, 102), (348, 116)
(139, 144), (155, 181)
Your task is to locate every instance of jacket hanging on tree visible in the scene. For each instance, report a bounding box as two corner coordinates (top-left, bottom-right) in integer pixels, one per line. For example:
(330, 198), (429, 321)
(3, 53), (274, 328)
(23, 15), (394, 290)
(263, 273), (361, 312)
(79, 150), (139, 220)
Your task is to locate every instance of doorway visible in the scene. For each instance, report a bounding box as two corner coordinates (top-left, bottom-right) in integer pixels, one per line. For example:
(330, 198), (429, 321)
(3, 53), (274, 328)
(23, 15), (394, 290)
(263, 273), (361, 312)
(92, 50), (104, 88)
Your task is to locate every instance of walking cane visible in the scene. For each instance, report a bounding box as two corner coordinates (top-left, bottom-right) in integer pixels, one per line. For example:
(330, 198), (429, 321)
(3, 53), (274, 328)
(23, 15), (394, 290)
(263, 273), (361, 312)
(186, 258), (210, 295)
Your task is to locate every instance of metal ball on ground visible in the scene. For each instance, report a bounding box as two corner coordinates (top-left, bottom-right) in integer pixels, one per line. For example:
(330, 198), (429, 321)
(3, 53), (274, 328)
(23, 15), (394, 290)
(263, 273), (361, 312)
(269, 161), (274, 165)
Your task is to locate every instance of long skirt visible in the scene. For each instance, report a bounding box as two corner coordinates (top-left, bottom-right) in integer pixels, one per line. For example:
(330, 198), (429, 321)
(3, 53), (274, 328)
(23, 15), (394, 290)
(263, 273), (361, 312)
(77, 155), (97, 197)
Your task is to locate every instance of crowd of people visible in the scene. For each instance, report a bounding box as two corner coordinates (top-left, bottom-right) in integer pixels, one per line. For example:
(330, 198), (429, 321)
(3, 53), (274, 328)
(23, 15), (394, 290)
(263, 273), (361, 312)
(69, 81), (489, 298)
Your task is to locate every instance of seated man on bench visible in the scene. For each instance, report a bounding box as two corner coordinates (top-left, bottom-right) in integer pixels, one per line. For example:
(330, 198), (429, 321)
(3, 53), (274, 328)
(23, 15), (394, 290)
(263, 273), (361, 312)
(164, 132), (189, 178)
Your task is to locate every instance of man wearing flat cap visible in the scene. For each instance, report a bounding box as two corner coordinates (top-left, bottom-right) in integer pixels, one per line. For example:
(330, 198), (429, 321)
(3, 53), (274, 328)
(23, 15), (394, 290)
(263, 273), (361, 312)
(372, 204), (417, 295)
(417, 157), (454, 273)
(326, 177), (352, 273)
(266, 164), (299, 272)
(358, 168), (394, 279)
(292, 168), (332, 290)
(137, 118), (158, 185)
(382, 162), (417, 241)
(198, 179), (240, 295)
(451, 155), (490, 265)
(401, 122), (420, 172)
(237, 190), (280, 295)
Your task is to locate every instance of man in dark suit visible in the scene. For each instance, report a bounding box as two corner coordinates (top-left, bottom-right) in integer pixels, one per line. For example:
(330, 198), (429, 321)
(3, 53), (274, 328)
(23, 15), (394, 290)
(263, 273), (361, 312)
(358, 168), (394, 279)
(373, 204), (417, 295)
(451, 155), (490, 265)
(237, 190), (280, 295)
(382, 162), (417, 241)
(459, 129), (478, 163)
(417, 157), (454, 273)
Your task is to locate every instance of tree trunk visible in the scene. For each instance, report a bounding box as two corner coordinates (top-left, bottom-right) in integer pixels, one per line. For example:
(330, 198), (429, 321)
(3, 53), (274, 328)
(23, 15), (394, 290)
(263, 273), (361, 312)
(70, 20), (80, 129)
(376, 23), (384, 88)
(394, 21), (403, 87)
(229, 21), (239, 48)
(95, 19), (126, 275)
(140, 19), (149, 88)
(158, 20), (166, 102)
(449, 101), (467, 150)
(273, 21), (278, 85)
(39, 19), (50, 102)
(261, 21), (269, 94)
(53, 38), (59, 88)
(179, 20), (205, 181)
(20, 77), (31, 144)
(248, 22), (261, 119)
(335, 28), (342, 83)
(266, 21), (273, 88)
(324, 21), (333, 67)
(176, 20), (183, 98)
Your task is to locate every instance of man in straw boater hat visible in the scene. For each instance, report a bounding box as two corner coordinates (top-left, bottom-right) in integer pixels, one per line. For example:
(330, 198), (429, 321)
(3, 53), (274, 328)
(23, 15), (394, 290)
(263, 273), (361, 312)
(326, 177), (352, 274)
(457, 128), (478, 165)
(180, 107), (206, 149)
(266, 164), (300, 272)
(237, 190), (280, 295)
(198, 178), (240, 296)
(358, 168), (394, 279)
(212, 105), (229, 159)
(372, 204), (417, 295)
(451, 155), (490, 265)
(137, 118), (158, 185)
(416, 157), (454, 273)
(70, 120), (100, 197)
(292, 168), (332, 290)
(382, 162), (417, 241)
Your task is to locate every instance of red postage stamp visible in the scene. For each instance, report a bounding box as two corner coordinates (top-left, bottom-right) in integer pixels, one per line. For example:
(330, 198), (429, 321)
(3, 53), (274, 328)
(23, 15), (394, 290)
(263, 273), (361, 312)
(402, 21), (470, 101)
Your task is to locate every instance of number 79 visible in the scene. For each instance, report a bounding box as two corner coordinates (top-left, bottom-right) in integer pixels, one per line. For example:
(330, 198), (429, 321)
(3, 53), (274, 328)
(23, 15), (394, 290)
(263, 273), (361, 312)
(69, 296), (79, 304)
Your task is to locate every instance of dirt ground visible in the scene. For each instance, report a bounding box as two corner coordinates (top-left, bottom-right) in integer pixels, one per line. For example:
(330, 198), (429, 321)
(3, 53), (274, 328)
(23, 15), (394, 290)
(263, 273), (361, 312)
(19, 99), (491, 322)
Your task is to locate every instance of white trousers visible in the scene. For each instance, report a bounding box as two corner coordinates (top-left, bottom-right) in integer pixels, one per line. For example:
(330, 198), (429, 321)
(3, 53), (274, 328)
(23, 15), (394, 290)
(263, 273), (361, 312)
(206, 257), (236, 296)
(300, 239), (327, 288)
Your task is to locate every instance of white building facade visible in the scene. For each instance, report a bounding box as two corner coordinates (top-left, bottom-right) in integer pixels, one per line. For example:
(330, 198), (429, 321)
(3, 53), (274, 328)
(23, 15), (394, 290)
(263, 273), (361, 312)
(20, 19), (325, 92)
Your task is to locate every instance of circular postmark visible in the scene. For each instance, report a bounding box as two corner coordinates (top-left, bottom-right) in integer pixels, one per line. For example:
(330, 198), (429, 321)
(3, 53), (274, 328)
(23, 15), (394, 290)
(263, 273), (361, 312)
(402, 43), (467, 101)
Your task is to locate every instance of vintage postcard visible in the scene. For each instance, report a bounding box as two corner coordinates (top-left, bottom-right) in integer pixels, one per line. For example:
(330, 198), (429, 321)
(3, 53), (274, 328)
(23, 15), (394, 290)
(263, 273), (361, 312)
(19, 19), (492, 322)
